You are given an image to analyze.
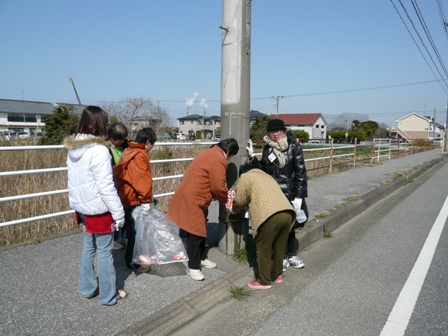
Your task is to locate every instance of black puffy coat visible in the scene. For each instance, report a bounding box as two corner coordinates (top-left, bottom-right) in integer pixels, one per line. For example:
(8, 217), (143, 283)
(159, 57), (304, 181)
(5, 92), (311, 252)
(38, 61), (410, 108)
(252, 136), (308, 201)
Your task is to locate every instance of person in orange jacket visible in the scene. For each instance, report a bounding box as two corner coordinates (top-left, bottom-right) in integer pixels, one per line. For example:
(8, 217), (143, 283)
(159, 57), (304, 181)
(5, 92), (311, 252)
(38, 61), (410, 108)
(167, 138), (239, 281)
(114, 127), (157, 273)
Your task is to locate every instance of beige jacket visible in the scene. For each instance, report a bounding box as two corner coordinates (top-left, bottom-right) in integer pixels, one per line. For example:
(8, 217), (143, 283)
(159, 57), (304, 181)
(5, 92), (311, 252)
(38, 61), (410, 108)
(232, 169), (296, 234)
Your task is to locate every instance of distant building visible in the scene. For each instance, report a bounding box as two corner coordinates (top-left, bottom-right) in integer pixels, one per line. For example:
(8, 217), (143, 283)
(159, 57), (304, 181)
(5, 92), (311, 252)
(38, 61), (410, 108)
(128, 116), (161, 136)
(394, 112), (444, 141)
(177, 114), (220, 140)
(176, 110), (268, 140)
(272, 113), (327, 140)
(0, 99), (86, 134)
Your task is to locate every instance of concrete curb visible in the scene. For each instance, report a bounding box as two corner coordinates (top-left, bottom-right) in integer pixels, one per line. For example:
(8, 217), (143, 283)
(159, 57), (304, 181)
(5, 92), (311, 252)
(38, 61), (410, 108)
(117, 266), (252, 336)
(118, 154), (447, 336)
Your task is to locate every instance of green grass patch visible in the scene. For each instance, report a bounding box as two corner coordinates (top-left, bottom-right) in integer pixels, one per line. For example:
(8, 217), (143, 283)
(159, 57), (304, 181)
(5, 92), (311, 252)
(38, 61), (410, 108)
(232, 237), (257, 266)
(323, 229), (333, 238)
(229, 286), (251, 301)
(315, 212), (330, 219)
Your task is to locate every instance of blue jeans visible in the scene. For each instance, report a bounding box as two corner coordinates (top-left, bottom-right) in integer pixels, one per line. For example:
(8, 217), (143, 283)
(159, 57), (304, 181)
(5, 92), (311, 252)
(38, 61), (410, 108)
(78, 225), (117, 305)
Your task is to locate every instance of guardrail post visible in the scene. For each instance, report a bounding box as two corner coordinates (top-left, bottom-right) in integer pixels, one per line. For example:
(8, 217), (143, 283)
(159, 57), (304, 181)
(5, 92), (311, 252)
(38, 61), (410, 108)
(329, 138), (333, 173)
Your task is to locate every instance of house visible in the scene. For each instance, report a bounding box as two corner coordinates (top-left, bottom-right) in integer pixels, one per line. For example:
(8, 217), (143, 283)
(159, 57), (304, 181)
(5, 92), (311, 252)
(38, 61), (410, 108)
(128, 116), (161, 136)
(176, 110), (268, 140)
(0, 99), (86, 134)
(272, 113), (327, 140)
(177, 114), (220, 140)
(394, 112), (444, 141)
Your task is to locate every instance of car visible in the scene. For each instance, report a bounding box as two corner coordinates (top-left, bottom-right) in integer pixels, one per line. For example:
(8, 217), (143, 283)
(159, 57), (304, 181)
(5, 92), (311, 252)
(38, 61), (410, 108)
(1, 131), (16, 141)
(17, 132), (30, 138)
(176, 133), (186, 140)
(214, 136), (221, 142)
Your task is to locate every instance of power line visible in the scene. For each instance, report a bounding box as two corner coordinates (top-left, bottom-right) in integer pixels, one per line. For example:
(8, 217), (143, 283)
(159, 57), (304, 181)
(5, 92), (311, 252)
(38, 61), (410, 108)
(410, 0), (448, 84)
(251, 79), (446, 101)
(389, 0), (448, 94)
(436, 0), (448, 42)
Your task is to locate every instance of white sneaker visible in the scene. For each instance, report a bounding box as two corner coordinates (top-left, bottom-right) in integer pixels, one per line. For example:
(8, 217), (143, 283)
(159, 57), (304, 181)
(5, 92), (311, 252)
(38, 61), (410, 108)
(200, 258), (217, 269)
(186, 268), (205, 281)
(288, 256), (305, 269)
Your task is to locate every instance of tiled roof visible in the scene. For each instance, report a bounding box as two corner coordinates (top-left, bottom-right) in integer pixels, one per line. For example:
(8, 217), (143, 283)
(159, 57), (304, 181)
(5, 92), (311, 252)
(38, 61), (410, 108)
(178, 114), (220, 121)
(0, 99), (54, 115)
(270, 113), (323, 126)
(250, 110), (268, 118)
(0, 99), (86, 115)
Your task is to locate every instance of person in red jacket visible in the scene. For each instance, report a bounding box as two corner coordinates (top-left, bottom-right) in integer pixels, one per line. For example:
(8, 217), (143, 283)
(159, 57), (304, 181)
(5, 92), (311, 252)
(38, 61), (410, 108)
(167, 138), (239, 281)
(114, 127), (157, 273)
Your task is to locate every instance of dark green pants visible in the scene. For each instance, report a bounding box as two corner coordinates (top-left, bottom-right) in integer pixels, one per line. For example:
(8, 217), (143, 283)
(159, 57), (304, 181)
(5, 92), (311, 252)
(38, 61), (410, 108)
(256, 211), (293, 285)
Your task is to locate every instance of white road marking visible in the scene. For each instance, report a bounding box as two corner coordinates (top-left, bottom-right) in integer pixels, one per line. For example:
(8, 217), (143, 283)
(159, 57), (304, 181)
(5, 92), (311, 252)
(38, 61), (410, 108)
(379, 196), (448, 336)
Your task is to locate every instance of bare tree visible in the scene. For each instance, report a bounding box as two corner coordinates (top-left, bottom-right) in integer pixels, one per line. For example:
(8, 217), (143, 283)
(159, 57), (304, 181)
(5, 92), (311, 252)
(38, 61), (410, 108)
(101, 97), (173, 137)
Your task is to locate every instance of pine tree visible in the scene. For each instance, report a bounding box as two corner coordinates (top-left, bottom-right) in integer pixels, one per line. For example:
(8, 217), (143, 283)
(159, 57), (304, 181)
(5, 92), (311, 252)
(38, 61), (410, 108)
(39, 105), (79, 145)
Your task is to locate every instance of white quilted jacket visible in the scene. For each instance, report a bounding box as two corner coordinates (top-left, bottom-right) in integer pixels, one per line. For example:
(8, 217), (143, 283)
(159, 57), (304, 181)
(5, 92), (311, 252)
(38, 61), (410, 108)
(64, 134), (124, 224)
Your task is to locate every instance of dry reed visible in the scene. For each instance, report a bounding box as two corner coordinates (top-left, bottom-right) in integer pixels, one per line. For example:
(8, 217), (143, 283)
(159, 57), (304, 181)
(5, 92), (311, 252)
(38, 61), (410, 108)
(0, 141), (430, 247)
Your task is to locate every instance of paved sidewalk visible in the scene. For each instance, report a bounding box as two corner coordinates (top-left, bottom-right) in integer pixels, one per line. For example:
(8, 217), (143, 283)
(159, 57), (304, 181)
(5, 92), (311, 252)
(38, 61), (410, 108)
(0, 149), (445, 336)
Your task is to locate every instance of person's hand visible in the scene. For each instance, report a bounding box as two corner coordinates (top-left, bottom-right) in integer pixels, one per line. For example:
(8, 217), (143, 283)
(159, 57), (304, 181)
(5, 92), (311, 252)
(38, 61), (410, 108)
(141, 203), (151, 215)
(246, 139), (254, 158)
(292, 198), (302, 210)
(114, 220), (124, 231)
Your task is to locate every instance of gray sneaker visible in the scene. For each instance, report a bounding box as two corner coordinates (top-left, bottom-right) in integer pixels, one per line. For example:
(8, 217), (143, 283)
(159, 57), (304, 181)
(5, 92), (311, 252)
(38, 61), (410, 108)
(282, 259), (289, 272)
(288, 256), (305, 269)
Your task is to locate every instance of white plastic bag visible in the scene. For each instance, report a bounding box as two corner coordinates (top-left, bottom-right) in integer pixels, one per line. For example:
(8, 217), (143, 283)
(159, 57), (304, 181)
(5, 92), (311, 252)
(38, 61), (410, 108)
(132, 205), (188, 265)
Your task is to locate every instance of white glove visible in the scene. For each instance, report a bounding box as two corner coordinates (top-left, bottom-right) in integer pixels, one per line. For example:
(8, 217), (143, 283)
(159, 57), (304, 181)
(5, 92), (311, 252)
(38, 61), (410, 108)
(292, 198), (302, 210)
(246, 139), (254, 158)
(141, 203), (150, 215)
(114, 221), (124, 231)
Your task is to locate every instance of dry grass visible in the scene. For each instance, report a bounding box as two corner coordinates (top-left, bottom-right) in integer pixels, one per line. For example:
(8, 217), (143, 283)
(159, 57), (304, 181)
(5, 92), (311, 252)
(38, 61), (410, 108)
(0, 144), (207, 247)
(0, 142), (433, 247)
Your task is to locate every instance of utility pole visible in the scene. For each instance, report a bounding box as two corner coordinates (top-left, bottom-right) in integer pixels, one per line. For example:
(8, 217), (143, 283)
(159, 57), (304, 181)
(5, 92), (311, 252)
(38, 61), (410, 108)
(219, 0), (251, 255)
(273, 95), (283, 117)
(433, 108), (436, 139)
(69, 77), (82, 105)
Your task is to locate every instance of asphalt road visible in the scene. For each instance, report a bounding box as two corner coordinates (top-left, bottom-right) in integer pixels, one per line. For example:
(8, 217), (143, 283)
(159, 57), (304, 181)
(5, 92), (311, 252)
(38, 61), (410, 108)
(0, 148), (445, 336)
(174, 152), (448, 336)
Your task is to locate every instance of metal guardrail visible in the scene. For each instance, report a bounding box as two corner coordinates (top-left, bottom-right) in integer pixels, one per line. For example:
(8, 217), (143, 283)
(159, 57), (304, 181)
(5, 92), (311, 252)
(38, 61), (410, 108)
(0, 139), (424, 228)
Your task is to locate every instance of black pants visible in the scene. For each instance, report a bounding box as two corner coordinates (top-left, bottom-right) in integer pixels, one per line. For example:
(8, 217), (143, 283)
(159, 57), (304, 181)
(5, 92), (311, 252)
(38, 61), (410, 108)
(124, 206), (137, 268)
(179, 228), (207, 270)
(285, 198), (309, 258)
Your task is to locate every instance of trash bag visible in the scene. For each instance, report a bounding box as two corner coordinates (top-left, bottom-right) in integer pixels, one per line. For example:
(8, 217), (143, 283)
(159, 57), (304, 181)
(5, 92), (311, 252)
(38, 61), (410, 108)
(132, 205), (188, 265)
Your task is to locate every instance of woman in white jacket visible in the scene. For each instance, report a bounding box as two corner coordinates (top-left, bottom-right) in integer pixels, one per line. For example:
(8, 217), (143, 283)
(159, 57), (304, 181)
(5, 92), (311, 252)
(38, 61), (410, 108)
(64, 106), (127, 306)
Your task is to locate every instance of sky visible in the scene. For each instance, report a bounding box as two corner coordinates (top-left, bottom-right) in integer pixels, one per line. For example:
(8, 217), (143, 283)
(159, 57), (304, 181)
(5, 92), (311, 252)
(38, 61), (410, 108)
(1, 0), (448, 127)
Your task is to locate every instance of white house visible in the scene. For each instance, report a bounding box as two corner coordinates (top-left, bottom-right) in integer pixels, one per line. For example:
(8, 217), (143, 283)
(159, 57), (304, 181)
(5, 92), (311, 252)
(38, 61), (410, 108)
(273, 113), (328, 140)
